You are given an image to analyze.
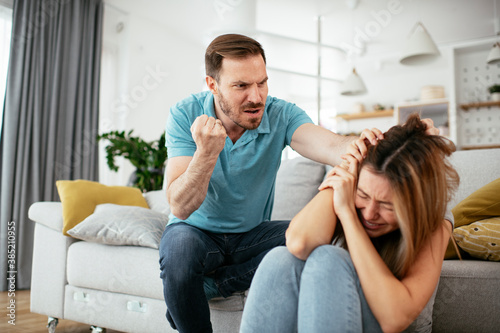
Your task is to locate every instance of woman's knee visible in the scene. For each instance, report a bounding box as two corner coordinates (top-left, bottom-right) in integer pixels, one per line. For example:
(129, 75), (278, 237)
(259, 246), (304, 272)
(306, 245), (354, 274)
(250, 246), (304, 280)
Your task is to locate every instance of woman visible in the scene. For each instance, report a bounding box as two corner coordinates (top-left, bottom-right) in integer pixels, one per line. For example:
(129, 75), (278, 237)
(240, 115), (459, 333)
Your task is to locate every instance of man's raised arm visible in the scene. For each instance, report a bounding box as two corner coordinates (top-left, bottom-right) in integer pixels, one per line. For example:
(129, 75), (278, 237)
(166, 115), (226, 220)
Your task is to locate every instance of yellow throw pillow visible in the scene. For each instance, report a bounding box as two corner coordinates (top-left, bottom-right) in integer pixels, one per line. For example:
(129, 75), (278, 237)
(444, 237), (464, 260)
(452, 178), (500, 228)
(56, 180), (149, 236)
(454, 217), (500, 261)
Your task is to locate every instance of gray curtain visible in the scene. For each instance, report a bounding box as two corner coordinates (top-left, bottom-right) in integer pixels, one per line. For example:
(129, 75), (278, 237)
(0, 0), (103, 290)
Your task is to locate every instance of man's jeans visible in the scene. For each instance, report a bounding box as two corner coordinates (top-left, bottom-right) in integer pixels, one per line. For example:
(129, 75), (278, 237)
(159, 220), (290, 333)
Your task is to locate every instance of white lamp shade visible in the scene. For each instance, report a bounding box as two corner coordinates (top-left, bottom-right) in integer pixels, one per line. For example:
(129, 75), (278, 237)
(487, 43), (500, 65)
(340, 68), (367, 96)
(400, 22), (440, 65)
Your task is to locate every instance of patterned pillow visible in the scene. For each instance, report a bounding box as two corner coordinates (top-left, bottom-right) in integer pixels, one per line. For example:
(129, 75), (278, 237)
(67, 204), (169, 249)
(446, 178), (500, 259)
(454, 217), (500, 261)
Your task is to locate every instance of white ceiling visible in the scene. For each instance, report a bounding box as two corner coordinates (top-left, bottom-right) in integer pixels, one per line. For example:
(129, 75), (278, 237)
(104, 0), (499, 56)
(257, 0), (497, 56)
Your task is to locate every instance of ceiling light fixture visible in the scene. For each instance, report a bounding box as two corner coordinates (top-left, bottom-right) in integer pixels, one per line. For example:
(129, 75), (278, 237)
(340, 7), (367, 96)
(400, 22), (440, 65)
(487, 0), (500, 65)
(487, 42), (500, 65)
(340, 68), (367, 96)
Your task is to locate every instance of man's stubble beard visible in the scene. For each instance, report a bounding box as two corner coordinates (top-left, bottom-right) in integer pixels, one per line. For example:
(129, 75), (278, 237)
(218, 90), (263, 131)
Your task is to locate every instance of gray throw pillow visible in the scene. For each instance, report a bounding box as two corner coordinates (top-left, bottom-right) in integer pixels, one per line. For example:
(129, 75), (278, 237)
(271, 156), (326, 221)
(67, 203), (168, 249)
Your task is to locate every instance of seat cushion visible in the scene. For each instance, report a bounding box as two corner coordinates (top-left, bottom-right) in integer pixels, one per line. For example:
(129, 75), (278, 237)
(67, 242), (163, 300)
(433, 260), (500, 332)
(67, 242), (253, 312)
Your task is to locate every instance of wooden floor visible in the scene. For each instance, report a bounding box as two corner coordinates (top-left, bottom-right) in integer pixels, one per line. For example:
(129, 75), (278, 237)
(0, 290), (124, 333)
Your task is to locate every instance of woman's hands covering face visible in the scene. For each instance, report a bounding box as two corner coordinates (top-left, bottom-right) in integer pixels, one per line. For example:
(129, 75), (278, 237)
(318, 127), (383, 216)
(319, 154), (359, 217)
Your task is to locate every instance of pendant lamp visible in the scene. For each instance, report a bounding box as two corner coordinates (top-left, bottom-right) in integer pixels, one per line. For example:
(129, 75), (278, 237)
(487, 42), (500, 65)
(400, 22), (440, 65)
(340, 68), (367, 96)
(487, 1), (500, 64)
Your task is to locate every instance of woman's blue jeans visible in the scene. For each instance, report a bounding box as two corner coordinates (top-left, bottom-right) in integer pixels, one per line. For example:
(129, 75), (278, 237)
(240, 245), (382, 333)
(159, 220), (290, 333)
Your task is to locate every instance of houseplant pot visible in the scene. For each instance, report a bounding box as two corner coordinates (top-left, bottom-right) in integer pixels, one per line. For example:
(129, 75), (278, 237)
(97, 130), (168, 192)
(488, 84), (500, 101)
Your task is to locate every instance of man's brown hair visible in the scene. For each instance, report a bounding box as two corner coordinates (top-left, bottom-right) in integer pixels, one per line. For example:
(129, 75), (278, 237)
(205, 34), (266, 82)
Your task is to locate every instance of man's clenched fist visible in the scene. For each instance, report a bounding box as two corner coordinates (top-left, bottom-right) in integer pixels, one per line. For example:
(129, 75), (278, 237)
(191, 115), (227, 157)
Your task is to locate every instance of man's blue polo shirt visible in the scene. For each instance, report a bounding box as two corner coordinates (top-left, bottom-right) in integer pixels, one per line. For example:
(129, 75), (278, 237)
(165, 91), (313, 233)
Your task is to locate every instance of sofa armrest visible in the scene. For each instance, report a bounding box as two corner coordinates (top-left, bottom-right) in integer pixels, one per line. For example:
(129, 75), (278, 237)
(29, 201), (79, 319)
(28, 201), (64, 232)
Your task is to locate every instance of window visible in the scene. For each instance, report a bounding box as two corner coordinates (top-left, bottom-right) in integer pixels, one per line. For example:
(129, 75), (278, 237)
(257, 33), (343, 159)
(0, 1), (13, 139)
(98, 4), (129, 185)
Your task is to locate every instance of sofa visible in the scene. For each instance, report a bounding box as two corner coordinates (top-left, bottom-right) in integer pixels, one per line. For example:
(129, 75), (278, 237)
(29, 148), (500, 333)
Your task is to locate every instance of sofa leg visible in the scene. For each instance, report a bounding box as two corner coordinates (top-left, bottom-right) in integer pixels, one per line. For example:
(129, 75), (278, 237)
(47, 317), (58, 333)
(90, 326), (106, 333)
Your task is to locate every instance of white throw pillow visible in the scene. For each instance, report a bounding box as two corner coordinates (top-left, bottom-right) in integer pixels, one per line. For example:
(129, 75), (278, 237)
(67, 203), (168, 249)
(144, 190), (171, 215)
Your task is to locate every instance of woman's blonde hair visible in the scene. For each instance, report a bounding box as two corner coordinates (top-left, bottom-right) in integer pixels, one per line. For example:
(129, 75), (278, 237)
(338, 114), (459, 279)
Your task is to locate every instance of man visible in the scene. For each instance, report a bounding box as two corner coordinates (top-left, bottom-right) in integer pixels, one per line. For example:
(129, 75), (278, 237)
(159, 33), (394, 332)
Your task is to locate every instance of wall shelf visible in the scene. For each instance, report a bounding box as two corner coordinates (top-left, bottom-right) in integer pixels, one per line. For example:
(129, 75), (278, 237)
(461, 144), (500, 150)
(396, 100), (449, 126)
(335, 109), (394, 121)
(459, 101), (500, 111)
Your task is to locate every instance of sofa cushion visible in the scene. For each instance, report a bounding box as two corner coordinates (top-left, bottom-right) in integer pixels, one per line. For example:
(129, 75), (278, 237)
(452, 178), (500, 228)
(271, 156), (325, 221)
(454, 217), (500, 261)
(446, 177), (500, 259)
(56, 180), (149, 235)
(67, 204), (168, 249)
(67, 242), (164, 300)
(144, 190), (171, 216)
(447, 149), (500, 209)
(433, 259), (500, 332)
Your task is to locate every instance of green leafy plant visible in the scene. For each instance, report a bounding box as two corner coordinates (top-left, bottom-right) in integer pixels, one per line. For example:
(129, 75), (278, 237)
(488, 84), (500, 94)
(97, 130), (168, 192)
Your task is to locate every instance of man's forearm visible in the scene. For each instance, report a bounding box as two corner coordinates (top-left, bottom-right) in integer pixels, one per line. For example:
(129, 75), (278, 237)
(290, 123), (358, 167)
(167, 151), (218, 220)
(324, 133), (358, 166)
(304, 131), (357, 167)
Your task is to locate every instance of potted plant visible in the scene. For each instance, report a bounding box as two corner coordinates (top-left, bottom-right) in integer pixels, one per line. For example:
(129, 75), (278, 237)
(488, 84), (500, 101)
(97, 130), (168, 192)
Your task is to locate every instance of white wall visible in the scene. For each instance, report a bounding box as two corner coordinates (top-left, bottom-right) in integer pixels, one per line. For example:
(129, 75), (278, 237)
(257, 0), (498, 124)
(100, 0), (500, 185)
(102, 1), (205, 142)
(100, 1), (207, 184)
